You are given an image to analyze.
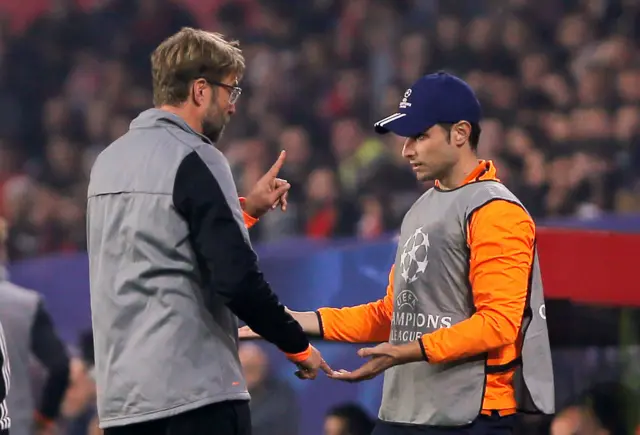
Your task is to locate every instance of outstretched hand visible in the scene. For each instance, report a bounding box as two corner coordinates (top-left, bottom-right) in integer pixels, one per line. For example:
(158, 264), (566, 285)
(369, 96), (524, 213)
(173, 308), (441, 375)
(328, 342), (407, 383)
(243, 150), (290, 218)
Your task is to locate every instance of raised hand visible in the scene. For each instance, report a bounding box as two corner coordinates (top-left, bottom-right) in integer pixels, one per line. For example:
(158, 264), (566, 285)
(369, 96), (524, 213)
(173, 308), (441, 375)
(243, 150), (290, 218)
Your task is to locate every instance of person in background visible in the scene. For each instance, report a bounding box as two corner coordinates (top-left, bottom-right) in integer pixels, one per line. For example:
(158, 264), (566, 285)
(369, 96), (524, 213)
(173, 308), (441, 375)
(61, 330), (100, 435)
(324, 403), (375, 435)
(551, 382), (640, 435)
(0, 217), (70, 435)
(238, 343), (299, 435)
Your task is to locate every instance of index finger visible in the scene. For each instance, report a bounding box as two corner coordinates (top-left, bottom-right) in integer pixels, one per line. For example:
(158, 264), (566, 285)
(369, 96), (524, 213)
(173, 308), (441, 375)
(319, 359), (334, 375)
(267, 150), (287, 177)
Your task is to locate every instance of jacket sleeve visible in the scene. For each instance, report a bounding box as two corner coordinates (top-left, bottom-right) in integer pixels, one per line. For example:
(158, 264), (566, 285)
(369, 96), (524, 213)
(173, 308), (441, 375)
(173, 151), (309, 356)
(30, 300), (70, 422)
(316, 266), (395, 343)
(420, 201), (533, 363)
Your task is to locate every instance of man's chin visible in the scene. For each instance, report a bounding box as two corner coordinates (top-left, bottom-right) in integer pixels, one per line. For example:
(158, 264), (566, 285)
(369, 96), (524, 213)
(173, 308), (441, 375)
(415, 171), (435, 183)
(204, 126), (225, 143)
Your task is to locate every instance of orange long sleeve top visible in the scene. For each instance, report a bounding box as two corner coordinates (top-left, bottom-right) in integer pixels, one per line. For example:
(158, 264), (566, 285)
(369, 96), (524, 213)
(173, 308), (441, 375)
(317, 161), (535, 414)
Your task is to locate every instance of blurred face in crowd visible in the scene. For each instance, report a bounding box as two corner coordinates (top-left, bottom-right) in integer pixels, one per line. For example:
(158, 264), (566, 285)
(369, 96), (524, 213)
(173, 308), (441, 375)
(46, 136), (78, 176)
(557, 15), (591, 51)
(238, 343), (267, 391)
(435, 16), (461, 49)
(197, 73), (238, 143)
(307, 168), (338, 204)
(323, 415), (348, 435)
(331, 119), (362, 160)
(550, 406), (610, 435)
(615, 105), (640, 140)
(0, 142), (17, 176)
(401, 122), (471, 183)
(279, 127), (310, 166)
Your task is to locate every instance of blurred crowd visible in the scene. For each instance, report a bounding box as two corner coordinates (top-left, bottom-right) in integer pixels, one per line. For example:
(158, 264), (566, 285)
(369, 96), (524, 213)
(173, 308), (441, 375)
(0, 0), (639, 262)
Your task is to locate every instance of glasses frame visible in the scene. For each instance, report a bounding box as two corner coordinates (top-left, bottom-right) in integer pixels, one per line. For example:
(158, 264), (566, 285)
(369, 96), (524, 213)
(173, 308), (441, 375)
(202, 78), (242, 105)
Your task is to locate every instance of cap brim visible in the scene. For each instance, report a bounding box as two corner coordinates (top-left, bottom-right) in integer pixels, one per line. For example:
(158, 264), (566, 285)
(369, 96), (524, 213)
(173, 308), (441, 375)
(373, 113), (433, 137)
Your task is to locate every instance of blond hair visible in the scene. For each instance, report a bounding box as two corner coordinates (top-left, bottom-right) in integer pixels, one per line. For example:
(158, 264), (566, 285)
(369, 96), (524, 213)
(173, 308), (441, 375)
(151, 27), (245, 106)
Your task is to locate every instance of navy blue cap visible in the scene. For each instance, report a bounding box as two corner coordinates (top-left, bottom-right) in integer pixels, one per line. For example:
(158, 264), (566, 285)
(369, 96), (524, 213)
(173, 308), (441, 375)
(374, 72), (482, 137)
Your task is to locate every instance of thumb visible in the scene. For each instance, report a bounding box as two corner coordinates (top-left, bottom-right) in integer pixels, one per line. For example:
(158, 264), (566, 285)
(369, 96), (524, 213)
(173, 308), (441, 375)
(357, 347), (377, 358)
(266, 150), (287, 178)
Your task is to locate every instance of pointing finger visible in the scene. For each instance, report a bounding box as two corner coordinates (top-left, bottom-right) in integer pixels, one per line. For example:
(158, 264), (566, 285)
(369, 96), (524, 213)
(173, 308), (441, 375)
(319, 359), (333, 375)
(267, 150), (287, 177)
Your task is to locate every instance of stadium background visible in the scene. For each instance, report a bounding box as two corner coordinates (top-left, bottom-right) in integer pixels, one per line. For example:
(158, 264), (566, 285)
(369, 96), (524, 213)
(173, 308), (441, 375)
(0, 0), (639, 434)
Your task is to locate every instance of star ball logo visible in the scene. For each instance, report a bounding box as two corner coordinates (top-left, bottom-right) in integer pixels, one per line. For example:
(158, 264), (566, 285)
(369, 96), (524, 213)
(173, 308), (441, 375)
(399, 88), (412, 109)
(400, 226), (429, 284)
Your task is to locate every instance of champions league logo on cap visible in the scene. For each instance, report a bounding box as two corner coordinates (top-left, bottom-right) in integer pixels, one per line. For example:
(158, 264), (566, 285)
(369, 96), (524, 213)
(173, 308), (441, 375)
(399, 89), (412, 109)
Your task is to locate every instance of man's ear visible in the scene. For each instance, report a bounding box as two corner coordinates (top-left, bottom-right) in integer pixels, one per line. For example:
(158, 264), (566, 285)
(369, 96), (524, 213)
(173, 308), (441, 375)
(192, 79), (208, 106)
(452, 121), (471, 147)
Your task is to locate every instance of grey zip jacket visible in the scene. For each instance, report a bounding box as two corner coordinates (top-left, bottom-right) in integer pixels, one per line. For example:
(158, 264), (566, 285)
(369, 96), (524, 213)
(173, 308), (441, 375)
(87, 109), (309, 428)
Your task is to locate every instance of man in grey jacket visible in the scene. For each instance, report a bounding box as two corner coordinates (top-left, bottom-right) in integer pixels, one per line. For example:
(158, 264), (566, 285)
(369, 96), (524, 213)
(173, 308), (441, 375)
(0, 218), (70, 435)
(87, 28), (330, 435)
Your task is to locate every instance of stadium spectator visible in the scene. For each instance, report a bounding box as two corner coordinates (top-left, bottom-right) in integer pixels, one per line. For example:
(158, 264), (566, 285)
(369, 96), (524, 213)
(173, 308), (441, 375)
(60, 330), (99, 435)
(324, 403), (375, 435)
(60, 357), (99, 435)
(550, 382), (640, 435)
(0, 217), (70, 435)
(239, 343), (300, 435)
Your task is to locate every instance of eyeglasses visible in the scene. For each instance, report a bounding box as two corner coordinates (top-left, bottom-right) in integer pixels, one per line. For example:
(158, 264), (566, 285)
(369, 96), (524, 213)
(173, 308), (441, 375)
(205, 79), (242, 105)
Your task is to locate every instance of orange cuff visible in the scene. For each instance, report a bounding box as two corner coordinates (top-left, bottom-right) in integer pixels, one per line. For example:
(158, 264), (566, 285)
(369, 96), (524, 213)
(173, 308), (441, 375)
(285, 345), (311, 363)
(238, 197), (258, 228)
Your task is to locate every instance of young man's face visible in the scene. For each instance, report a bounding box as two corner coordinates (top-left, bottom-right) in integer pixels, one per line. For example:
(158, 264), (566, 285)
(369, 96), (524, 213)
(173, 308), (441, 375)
(401, 124), (459, 182)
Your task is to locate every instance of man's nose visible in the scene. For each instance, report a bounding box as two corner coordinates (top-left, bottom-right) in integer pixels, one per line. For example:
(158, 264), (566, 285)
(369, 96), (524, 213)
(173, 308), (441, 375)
(402, 139), (414, 159)
(227, 103), (237, 115)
